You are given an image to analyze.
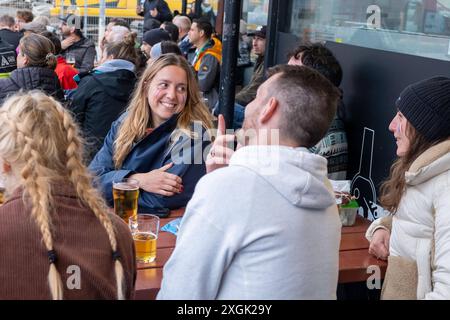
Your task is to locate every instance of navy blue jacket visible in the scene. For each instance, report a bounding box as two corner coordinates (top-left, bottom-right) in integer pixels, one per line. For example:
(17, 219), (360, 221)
(89, 113), (210, 212)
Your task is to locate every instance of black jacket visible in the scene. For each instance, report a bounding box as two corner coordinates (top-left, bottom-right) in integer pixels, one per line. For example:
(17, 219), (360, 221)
(69, 69), (137, 161)
(61, 37), (96, 75)
(0, 30), (21, 49)
(0, 37), (16, 76)
(0, 67), (64, 105)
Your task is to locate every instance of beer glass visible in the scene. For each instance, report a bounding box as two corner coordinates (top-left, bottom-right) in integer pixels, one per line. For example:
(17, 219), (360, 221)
(129, 214), (160, 263)
(112, 178), (139, 223)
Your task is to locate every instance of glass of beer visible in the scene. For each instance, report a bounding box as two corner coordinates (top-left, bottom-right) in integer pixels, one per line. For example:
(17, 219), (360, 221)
(112, 178), (139, 223)
(66, 53), (76, 67)
(129, 214), (160, 263)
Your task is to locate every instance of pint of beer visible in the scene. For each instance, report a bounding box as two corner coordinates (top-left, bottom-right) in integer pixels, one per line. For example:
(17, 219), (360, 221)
(129, 214), (160, 263)
(113, 178), (139, 223)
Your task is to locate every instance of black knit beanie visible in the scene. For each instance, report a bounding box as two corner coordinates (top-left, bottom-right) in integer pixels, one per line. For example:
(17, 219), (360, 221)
(396, 76), (450, 142)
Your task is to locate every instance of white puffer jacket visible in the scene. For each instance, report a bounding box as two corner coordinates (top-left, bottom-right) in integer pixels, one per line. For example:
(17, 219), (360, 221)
(367, 140), (450, 299)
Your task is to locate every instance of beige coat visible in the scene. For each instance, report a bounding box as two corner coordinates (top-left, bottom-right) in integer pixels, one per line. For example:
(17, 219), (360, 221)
(366, 140), (450, 299)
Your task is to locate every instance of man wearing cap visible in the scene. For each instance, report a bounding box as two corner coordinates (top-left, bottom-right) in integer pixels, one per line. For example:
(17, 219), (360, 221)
(235, 26), (266, 107)
(59, 14), (96, 75)
(140, 28), (171, 59)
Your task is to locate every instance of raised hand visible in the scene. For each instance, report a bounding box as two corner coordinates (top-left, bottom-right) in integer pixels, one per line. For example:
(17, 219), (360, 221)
(206, 115), (236, 173)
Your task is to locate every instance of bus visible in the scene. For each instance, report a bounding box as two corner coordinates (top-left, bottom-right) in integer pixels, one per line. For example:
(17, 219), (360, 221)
(49, 0), (216, 19)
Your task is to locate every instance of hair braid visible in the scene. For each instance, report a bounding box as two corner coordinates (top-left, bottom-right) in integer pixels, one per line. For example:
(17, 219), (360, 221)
(58, 108), (126, 300)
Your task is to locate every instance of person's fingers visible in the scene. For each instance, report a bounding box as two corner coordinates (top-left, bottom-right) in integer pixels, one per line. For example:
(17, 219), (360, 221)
(159, 189), (175, 197)
(214, 134), (235, 150)
(209, 145), (234, 164)
(217, 114), (226, 137)
(158, 162), (174, 172)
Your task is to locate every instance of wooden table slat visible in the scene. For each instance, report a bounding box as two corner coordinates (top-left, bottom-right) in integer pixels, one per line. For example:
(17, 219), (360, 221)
(340, 232), (370, 251)
(339, 249), (387, 284)
(341, 216), (372, 234)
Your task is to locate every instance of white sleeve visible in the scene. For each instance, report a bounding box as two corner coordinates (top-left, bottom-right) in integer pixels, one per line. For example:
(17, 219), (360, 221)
(365, 215), (392, 242)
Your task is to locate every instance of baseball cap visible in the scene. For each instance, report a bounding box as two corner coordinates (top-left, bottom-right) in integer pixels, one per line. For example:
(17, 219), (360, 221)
(249, 25), (266, 39)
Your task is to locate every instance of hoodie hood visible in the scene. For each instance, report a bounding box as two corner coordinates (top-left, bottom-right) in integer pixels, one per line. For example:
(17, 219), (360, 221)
(94, 59), (135, 74)
(229, 145), (336, 210)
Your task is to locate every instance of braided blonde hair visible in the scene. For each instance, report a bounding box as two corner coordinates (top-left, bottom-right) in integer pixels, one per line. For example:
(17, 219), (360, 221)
(0, 91), (126, 300)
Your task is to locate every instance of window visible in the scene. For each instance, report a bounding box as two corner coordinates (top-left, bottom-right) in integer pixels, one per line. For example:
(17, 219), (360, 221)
(288, 0), (450, 61)
(243, 0), (269, 31)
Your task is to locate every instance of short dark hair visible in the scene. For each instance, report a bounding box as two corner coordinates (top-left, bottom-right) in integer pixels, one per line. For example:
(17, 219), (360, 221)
(40, 31), (62, 55)
(162, 21), (179, 42)
(0, 14), (15, 28)
(266, 65), (341, 147)
(193, 18), (213, 39)
(289, 43), (343, 87)
(16, 9), (34, 23)
(109, 18), (130, 30)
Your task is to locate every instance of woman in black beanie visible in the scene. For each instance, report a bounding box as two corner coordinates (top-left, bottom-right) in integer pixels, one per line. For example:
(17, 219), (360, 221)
(365, 76), (450, 299)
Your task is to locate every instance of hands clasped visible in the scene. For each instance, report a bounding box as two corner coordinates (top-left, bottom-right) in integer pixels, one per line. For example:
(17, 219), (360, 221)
(130, 163), (183, 197)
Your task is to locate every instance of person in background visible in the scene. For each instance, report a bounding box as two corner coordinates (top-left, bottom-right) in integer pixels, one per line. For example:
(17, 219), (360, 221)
(172, 15), (193, 58)
(140, 27), (171, 59)
(161, 21), (179, 42)
(100, 18), (130, 52)
(366, 77), (450, 300)
(199, 0), (216, 28)
(0, 91), (136, 299)
(288, 43), (348, 180)
(137, 0), (173, 26)
(69, 33), (138, 162)
(33, 16), (54, 33)
(89, 54), (213, 212)
(142, 17), (161, 34)
(158, 65), (342, 299)
(149, 40), (182, 60)
(21, 21), (47, 36)
(188, 18), (221, 110)
(0, 33), (63, 104)
(235, 25), (266, 107)
(14, 9), (33, 32)
(0, 15), (21, 48)
(40, 31), (78, 94)
(59, 14), (96, 75)
(237, 19), (251, 68)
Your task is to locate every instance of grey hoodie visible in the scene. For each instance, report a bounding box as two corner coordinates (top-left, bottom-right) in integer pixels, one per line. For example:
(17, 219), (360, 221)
(158, 145), (341, 300)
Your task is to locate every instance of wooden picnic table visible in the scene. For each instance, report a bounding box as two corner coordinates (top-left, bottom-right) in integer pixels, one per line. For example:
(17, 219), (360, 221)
(135, 211), (387, 300)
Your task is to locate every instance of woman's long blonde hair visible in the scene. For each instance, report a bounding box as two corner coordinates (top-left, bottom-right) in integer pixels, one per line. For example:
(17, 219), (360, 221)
(113, 53), (213, 168)
(0, 92), (126, 300)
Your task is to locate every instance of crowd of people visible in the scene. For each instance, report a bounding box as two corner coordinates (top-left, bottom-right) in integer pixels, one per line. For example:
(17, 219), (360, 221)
(0, 0), (449, 301)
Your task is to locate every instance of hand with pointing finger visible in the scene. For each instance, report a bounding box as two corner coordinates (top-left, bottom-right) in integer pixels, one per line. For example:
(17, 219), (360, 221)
(129, 163), (183, 197)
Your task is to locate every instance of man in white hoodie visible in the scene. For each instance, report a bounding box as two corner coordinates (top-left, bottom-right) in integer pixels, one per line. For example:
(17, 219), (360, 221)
(158, 65), (342, 300)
